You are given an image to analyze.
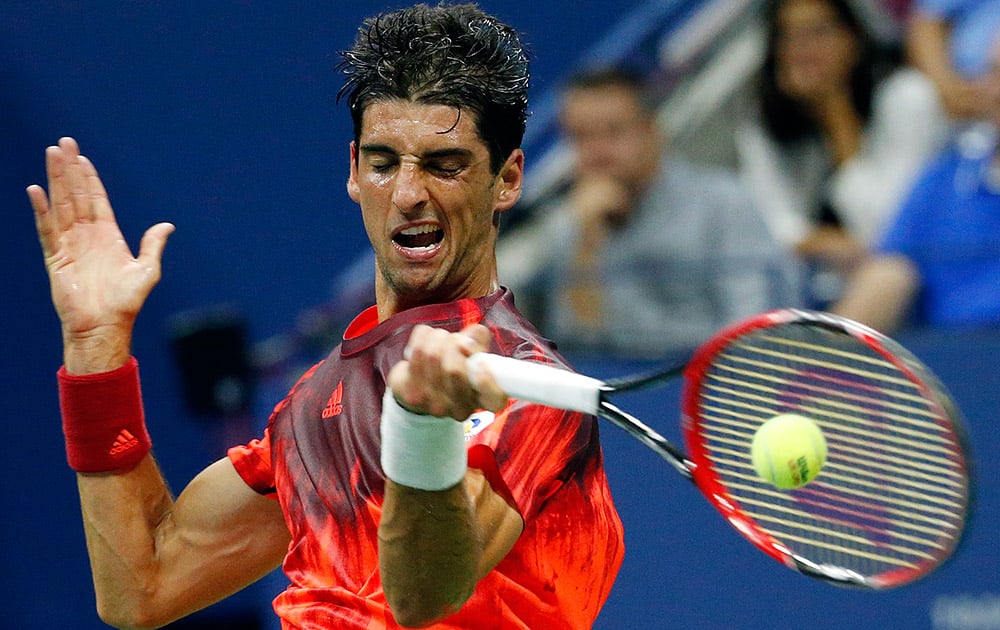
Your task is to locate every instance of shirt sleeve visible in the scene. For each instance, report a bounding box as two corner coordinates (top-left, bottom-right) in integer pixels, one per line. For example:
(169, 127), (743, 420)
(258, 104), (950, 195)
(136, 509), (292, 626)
(466, 399), (596, 521)
(227, 428), (278, 498)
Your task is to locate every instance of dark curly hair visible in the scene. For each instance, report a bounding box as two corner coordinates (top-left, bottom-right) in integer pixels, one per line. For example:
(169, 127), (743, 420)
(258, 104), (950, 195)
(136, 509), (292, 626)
(338, 3), (530, 174)
(758, 0), (897, 144)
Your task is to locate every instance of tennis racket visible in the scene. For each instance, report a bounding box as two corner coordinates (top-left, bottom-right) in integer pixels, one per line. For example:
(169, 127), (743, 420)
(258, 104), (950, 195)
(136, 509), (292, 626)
(467, 308), (972, 589)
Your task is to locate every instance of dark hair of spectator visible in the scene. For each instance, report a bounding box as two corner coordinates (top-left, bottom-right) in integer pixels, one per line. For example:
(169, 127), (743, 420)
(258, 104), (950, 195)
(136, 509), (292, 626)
(758, 0), (896, 144)
(563, 66), (658, 115)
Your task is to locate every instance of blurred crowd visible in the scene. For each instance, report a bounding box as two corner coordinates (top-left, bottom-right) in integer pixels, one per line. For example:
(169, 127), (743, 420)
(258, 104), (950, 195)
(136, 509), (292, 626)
(273, 0), (1000, 365)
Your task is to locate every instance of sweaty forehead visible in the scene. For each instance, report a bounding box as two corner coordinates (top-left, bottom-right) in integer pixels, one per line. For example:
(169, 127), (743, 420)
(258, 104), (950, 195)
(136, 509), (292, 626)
(359, 100), (485, 150)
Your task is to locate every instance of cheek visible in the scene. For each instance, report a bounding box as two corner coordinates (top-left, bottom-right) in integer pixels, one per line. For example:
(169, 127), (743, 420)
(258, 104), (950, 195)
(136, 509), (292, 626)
(456, 188), (501, 233)
(355, 170), (394, 195)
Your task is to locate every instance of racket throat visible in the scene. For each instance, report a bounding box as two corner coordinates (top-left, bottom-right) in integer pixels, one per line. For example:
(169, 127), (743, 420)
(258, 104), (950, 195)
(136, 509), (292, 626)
(597, 399), (695, 481)
(790, 556), (872, 589)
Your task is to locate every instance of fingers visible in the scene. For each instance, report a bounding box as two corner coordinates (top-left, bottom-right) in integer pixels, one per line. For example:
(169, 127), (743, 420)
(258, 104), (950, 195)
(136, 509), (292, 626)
(391, 324), (507, 420)
(29, 138), (157, 265)
(27, 184), (55, 258)
(52, 137), (92, 228)
(46, 142), (75, 234)
(29, 138), (97, 244)
(60, 137), (95, 223)
(79, 154), (114, 223)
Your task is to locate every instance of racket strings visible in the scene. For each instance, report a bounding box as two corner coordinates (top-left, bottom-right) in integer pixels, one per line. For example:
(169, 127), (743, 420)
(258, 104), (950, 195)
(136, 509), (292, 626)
(692, 324), (968, 585)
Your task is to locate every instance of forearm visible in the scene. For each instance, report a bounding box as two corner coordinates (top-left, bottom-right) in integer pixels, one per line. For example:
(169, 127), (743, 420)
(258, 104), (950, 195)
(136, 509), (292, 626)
(77, 457), (178, 629)
(378, 325), (523, 626)
(906, 16), (956, 89)
(831, 255), (920, 333)
(379, 479), (480, 627)
(78, 456), (290, 629)
(377, 388), (479, 626)
(60, 358), (272, 628)
(906, 15), (982, 119)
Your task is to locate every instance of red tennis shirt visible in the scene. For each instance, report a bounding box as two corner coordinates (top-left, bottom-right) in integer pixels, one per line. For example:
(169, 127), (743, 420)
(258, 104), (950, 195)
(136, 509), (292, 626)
(228, 289), (624, 629)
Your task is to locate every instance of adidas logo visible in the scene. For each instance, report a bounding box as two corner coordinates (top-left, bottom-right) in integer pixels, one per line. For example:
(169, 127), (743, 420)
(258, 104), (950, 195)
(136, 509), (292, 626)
(321, 381), (344, 419)
(109, 429), (140, 456)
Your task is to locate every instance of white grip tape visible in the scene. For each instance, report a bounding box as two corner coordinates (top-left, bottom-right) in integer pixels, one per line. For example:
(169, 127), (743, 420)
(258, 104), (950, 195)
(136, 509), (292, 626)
(380, 389), (467, 491)
(466, 353), (604, 414)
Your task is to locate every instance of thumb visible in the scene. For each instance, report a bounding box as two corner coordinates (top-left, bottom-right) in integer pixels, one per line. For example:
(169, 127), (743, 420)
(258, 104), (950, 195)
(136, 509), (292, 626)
(137, 222), (176, 265)
(458, 323), (492, 355)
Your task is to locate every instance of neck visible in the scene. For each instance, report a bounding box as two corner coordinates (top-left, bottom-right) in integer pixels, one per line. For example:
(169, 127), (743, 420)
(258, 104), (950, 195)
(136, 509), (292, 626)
(374, 273), (500, 322)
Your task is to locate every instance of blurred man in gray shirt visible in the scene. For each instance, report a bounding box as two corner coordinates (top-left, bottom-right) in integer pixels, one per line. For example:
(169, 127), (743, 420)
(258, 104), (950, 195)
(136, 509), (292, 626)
(498, 68), (801, 357)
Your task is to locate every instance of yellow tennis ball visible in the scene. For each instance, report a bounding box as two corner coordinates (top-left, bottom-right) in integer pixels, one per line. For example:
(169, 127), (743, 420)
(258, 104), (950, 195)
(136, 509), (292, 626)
(751, 413), (827, 489)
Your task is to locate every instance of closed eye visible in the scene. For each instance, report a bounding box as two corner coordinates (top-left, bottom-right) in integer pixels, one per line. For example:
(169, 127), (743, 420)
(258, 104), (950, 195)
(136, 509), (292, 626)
(427, 160), (465, 177)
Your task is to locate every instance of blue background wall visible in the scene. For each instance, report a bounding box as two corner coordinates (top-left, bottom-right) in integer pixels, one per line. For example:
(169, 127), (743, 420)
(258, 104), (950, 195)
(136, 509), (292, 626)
(3, 2), (996, 629)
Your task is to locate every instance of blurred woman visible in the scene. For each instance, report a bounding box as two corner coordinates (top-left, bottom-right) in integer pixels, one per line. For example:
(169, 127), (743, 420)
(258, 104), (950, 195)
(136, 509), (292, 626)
(737, 0), (947, 302)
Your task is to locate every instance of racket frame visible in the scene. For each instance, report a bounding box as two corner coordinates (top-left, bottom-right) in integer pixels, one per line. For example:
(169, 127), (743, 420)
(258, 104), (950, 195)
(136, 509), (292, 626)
(679, 309), (971, 589)
(468, 308), (972, 590)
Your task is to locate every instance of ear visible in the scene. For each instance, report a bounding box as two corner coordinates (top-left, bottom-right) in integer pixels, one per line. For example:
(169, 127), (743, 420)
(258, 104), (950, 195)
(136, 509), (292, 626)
(347, 141), (361, 203)
(494, 149), (524, 212)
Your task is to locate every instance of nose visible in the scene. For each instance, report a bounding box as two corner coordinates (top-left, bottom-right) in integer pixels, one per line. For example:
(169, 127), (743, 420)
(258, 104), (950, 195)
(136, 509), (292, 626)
(391, 162), (429, 213)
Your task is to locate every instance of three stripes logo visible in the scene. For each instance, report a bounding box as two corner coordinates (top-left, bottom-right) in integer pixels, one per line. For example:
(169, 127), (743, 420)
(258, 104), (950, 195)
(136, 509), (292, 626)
(109, 429), (140, 457)
(322, 381), (344, 419)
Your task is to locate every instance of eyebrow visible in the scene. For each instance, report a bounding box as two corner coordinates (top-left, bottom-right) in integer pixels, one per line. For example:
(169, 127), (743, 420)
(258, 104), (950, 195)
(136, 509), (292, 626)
(358, 144), (476, 161)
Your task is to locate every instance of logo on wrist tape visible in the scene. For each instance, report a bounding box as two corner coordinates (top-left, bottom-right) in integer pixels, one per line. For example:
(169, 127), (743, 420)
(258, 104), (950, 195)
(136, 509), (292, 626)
(463, 410), (495, 440)
(109, 429), (140, 456)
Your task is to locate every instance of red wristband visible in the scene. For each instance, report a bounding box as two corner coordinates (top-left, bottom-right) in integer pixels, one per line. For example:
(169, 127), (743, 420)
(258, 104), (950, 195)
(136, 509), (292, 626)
(58, 357), (151, 473)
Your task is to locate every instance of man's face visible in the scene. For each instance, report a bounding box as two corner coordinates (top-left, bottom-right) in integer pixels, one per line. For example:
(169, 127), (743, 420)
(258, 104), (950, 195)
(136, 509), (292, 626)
(559, 83), (660, 188)
(348, 99), (523, 314)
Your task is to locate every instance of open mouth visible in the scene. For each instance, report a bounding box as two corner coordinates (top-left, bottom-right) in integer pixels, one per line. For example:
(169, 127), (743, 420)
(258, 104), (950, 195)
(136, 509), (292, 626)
(393, 224), (444, 251)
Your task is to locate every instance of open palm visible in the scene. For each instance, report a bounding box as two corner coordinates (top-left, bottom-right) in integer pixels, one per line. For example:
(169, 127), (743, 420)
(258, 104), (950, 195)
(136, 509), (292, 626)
(27, 137), (174, 360)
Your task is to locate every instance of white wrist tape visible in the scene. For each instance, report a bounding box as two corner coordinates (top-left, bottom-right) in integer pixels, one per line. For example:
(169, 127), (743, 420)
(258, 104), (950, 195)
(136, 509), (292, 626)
(380, 389), (467, 491)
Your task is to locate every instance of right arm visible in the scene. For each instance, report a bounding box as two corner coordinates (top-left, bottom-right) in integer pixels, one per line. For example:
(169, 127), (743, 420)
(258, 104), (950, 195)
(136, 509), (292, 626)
(79, 457), (290, 629)
(28, 137), (289, 628)
(907, 10), (987, 120)
(379, 324), (524, 627)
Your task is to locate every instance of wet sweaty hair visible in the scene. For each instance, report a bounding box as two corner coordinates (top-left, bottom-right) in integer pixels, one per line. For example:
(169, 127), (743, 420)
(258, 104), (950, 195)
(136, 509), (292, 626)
(338, 3), (530, 174)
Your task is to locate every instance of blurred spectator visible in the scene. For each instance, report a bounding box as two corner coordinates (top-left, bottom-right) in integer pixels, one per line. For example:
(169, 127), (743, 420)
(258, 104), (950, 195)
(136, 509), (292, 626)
(736, 0), (947, 304)
(497, 67), (800, 358)
(833, 29), (1000, 333)
(907, 0), (1000, 120)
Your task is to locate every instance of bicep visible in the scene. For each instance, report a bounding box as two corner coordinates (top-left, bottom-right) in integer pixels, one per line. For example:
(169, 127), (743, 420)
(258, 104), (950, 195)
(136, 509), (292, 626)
(153, 457), (289, 618)
(465, 469), (524, 580)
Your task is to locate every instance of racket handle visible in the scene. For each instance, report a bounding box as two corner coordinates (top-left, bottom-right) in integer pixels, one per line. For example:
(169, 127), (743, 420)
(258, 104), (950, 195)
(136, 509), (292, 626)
(467, 353), (604, 414)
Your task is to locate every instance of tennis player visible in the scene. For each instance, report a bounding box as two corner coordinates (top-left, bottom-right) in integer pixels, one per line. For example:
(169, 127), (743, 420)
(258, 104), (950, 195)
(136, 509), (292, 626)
(27, 3), (624, 629)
